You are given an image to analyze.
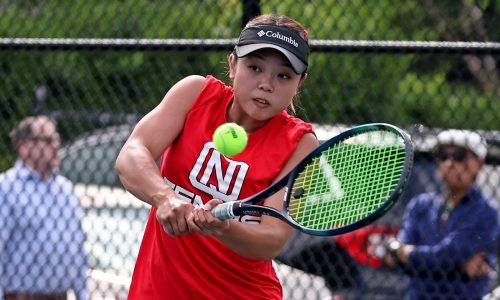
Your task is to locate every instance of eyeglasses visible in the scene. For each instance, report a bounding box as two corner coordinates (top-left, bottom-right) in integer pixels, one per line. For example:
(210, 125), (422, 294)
(434, 148), (470, 162)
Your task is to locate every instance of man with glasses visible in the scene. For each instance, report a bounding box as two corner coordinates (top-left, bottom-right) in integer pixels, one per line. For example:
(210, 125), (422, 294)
(384, 129), (499, 300)
(0, 116), (88, 300)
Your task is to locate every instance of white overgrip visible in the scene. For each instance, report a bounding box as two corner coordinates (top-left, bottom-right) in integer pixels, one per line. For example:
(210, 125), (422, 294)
(211, 201), (235, 220)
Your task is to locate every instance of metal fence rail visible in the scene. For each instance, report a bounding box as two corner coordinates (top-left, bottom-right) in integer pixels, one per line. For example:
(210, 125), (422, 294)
(2, 38), (500, 54)
(1, 36), (499, 300)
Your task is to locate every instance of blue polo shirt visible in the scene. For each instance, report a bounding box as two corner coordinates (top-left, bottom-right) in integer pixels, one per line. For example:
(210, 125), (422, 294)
(0, 161), (88, 300)
(398, 187), (499, 300)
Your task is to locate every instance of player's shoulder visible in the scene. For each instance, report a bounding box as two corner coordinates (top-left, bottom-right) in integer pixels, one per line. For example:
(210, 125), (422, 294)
(161, 75), (209, 110)
(276, 112), (316, 142)
(174, 75), (207, 91)
(170, 75), (228, 103)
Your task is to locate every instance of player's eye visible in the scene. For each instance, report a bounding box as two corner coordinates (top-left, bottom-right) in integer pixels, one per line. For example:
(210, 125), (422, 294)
(278, 73), (291, 80)
(248, 65), (261, 72)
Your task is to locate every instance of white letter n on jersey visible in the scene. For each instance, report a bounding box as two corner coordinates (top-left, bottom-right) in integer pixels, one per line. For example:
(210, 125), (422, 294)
(189, 142), (249, 202)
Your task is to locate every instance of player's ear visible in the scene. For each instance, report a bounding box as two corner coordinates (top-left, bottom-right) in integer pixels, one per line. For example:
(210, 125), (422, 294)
(228, 53), (237, 81)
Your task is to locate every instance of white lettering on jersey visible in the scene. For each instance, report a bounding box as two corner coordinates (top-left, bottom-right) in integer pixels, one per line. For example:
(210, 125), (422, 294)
(189, 142), (249, 202)
(164, 177), (262, 223)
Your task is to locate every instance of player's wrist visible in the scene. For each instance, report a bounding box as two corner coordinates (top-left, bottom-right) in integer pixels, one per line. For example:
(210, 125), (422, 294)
(151, 188), (177, 208)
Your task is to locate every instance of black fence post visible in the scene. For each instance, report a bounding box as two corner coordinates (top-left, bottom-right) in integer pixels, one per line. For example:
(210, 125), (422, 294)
(242, 0), (261, 28)
(34, 85), (48, 115)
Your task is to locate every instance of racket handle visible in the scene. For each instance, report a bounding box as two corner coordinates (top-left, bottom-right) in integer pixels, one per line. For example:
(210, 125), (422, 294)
(211, 202), (239, 220)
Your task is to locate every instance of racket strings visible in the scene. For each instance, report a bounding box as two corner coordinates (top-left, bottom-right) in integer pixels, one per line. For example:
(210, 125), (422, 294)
(288, 130), (407, 230)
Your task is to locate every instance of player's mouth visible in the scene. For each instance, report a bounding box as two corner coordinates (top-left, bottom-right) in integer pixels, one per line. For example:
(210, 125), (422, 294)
(254, 98), (270, 107)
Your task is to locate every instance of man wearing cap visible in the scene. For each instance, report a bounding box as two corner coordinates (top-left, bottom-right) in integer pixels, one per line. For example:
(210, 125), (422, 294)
(384, 129), (499, 300)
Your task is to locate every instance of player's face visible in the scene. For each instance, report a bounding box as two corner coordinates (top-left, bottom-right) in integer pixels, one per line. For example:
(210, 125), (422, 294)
(229, 49), (304, 123)
(435, 145), (483, 191)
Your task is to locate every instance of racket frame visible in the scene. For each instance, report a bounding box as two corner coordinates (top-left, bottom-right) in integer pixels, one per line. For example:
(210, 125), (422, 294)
(212, 123), (414, 236)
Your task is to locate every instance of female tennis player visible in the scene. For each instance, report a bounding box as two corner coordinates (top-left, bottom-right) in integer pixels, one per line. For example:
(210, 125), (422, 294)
(116, 14), (318, 300)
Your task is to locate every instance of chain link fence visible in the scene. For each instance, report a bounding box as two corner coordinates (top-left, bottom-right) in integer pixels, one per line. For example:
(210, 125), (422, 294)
(1, 1), (500, 299)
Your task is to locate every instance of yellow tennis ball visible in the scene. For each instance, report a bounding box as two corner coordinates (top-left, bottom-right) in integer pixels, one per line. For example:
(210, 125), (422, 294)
(213, 123), (248, 157)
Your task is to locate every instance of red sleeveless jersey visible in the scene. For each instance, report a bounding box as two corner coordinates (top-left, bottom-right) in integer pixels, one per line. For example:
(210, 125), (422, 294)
(128, 76), (314, 300)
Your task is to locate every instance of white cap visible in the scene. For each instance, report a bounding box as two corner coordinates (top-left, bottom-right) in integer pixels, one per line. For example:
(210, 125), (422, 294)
(435, 129), (487, 159)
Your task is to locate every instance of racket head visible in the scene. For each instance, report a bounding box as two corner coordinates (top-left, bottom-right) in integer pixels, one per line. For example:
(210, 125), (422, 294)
(282, 123), (413, 236)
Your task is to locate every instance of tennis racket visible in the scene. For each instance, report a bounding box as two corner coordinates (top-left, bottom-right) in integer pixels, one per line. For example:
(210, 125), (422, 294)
(211, 123), (413, 236)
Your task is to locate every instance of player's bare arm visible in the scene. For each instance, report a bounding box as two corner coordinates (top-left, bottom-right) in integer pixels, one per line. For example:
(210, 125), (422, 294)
(116, 75), (206, 236)
(191, 132), (319, 260)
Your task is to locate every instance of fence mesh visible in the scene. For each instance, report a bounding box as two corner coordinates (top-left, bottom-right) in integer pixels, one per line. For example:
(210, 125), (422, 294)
(1, 1), (500, 299)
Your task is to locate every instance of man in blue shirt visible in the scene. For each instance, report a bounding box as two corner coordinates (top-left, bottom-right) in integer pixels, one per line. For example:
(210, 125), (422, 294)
(0, 116), (88, 300)
(385, 129), (499, 300)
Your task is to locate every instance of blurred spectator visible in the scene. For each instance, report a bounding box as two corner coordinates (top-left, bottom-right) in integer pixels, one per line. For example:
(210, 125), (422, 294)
(0, 116), (88, 300)
(385, 129), (499, 300)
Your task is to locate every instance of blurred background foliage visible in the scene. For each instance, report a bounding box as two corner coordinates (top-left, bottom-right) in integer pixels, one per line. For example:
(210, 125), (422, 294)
(1, 0), (499, 170)
(1, 2), (500, 298)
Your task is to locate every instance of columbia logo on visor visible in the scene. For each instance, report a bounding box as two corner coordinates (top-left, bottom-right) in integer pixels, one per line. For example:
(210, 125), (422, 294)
(258, 30), (265, 37)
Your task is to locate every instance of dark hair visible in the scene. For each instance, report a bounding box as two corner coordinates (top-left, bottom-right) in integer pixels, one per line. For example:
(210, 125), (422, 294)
(245, 14), (309, 43)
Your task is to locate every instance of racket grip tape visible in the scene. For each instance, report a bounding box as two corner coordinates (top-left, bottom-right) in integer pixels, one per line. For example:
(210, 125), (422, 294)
(211, 202), (239, 220)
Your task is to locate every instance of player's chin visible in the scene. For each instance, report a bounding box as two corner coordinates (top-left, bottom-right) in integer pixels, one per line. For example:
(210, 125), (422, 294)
(247, 107), (279, 122)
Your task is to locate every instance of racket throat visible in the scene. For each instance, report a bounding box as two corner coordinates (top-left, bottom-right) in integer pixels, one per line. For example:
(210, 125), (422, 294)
(230, 202), (245, 217)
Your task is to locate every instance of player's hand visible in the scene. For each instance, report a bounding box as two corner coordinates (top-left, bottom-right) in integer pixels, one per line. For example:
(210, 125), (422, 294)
(156, 195), (197, 237)
(191, 199), (230, 236)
